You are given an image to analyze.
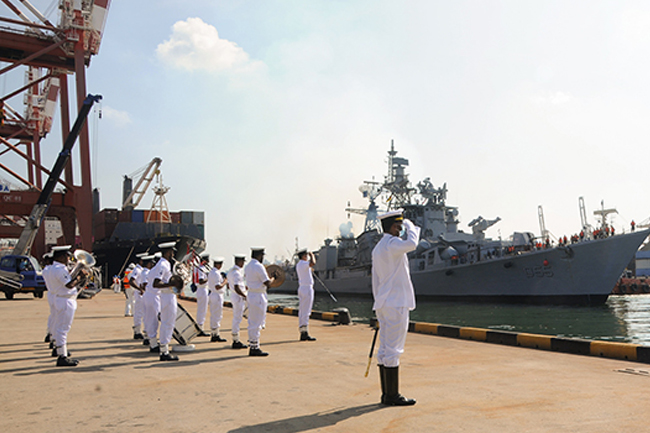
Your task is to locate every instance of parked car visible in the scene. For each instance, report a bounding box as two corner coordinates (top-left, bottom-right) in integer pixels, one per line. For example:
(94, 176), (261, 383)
(0, 255), (46, 299)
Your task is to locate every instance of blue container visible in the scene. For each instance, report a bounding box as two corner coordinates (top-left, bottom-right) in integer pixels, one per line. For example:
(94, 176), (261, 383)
(132, 210), (144, 223)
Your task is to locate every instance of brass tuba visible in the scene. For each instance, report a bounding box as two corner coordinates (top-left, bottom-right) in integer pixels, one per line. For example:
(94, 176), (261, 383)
(70, 249), (96, 289)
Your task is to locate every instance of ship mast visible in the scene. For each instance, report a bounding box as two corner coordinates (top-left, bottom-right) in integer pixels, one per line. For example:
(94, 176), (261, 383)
(148, 170), (171, 226)
(383, 139), (414, 209)
(593, 200), (617, 231)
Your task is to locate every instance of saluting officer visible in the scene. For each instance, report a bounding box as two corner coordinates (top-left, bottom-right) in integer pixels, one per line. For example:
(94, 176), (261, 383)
(194, 251), (210, 336)
(244, 247), (275, 357)
(296, 248), (316, 341)
(208, 257), (228, 342)
(228, 254), (248, 349)
(372, 209), (420, 406)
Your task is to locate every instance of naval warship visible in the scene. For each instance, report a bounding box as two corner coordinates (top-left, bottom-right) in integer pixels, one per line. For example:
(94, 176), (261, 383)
(275, 142), (650, 305)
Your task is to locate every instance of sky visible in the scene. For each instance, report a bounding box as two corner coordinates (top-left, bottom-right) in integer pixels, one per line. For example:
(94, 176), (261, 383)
(3, 0), (650, 262)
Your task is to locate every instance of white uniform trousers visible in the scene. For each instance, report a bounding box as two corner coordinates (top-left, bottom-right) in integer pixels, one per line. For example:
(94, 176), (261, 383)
(132, 290), (145, 334)
(247, 291), (267, 346)
(375, 306), (410, 368)
(209, 290), (225, 332)
(195, 287), (209, 328)
(54, 295), (77, 356)
(298, 285), (314, 329)
(159, 292), (177, 347)
(46, 289), (57, 338)
(230, 293), (247, 339)
(143, 289), (161, 345)
(124, 287), (135, 316)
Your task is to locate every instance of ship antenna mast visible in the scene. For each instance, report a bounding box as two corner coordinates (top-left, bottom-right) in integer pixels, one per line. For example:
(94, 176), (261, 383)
(593, 200), (617, 231)
(148, 170), (171, 225)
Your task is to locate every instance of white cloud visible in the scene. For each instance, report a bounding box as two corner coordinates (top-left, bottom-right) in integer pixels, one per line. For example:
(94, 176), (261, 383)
(102, 106), (132, 127)
(156, 17), (260, 73)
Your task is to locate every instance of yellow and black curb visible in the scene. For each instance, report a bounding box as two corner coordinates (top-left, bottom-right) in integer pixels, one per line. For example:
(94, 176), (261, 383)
(178, 294), (350, 325)
(368, 318), (650, 364)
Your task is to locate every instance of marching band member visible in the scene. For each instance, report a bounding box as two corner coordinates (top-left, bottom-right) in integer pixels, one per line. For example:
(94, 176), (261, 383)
(124, 263), (135, 317)
(208, 257), (228, 342)
(129, 253), (146, 339)
(42, 245), (87, 367)
(244, 247), (275, 357)
(133, 254), (154, 341)
(296, 248), (316, 341)
(143, 252), (162, 352)
(194, 251), (210, 336)
(228, 254), (248, 349)
(372, 209), (420, 406)
(41, 252), (55, 348)
(151, 242), (180, 361)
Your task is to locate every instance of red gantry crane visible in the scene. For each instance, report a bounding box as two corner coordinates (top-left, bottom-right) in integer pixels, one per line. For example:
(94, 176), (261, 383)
(0, 0), (110, 258)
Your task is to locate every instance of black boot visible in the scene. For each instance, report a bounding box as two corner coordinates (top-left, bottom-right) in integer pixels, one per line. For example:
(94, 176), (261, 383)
(133, 333), (144, 340)
(300, 332), (316, 341)
(383, 366), (416, 406)
(379, 365), (387, 404)
(44, 333), (51, 343)
(56, 356), (79, 367)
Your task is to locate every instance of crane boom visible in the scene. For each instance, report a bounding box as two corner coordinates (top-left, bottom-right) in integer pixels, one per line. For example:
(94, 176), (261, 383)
(122, 157), (162, 210)
(12, 94), (102, 256)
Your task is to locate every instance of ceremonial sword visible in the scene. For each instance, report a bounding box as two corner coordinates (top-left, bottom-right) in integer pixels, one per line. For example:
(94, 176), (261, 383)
(364, 323), (379, 377)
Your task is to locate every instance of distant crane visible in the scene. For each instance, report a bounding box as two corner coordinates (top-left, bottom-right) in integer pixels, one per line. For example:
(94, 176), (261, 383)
(122, 157), (162, 210)
(538, 205), (549, 243)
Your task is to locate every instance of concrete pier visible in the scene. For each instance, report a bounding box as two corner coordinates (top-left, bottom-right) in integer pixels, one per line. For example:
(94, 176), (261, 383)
(1, 290), (648, 432)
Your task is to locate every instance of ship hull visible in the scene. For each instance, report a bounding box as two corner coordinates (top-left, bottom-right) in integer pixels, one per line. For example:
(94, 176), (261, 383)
(93, 229), (205, 285)
(275, 229), (650, 305)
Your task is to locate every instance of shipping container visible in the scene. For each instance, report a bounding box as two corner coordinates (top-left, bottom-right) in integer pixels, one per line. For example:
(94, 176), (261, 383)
(118, 210), (131, 222)
(180, 211), (193, 224)
(132, 210), (144, 223)
(103, 209), (119, 224)
(144, 210), (170, 222)
(170, 212), (181, 223)
(192, 211), (205, 225)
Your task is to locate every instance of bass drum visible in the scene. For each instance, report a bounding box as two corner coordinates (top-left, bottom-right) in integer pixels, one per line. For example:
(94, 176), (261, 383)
(173, 303), (202, 346)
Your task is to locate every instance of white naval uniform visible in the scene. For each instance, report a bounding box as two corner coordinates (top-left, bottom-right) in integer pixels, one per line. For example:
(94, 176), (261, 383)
(227, 265), (247, 341)
(296, 259), (315, 331)
(143, 264), (162, 347)
(194, 264), (209, 329)
(42, 264), (57, 342)
(207, 267), (225, 334)
(372, 219), (420, 368)
(133, 266), (147, 335)
(244, 259), (270, 348)
(42, 261), (78, 357)
(150, 257), (175, 353)
(124, 268), (136, 316)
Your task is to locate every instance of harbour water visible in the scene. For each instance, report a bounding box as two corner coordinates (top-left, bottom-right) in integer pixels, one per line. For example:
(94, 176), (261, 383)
(267, 292), (650, 346)
(184, 289), (650, 346)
